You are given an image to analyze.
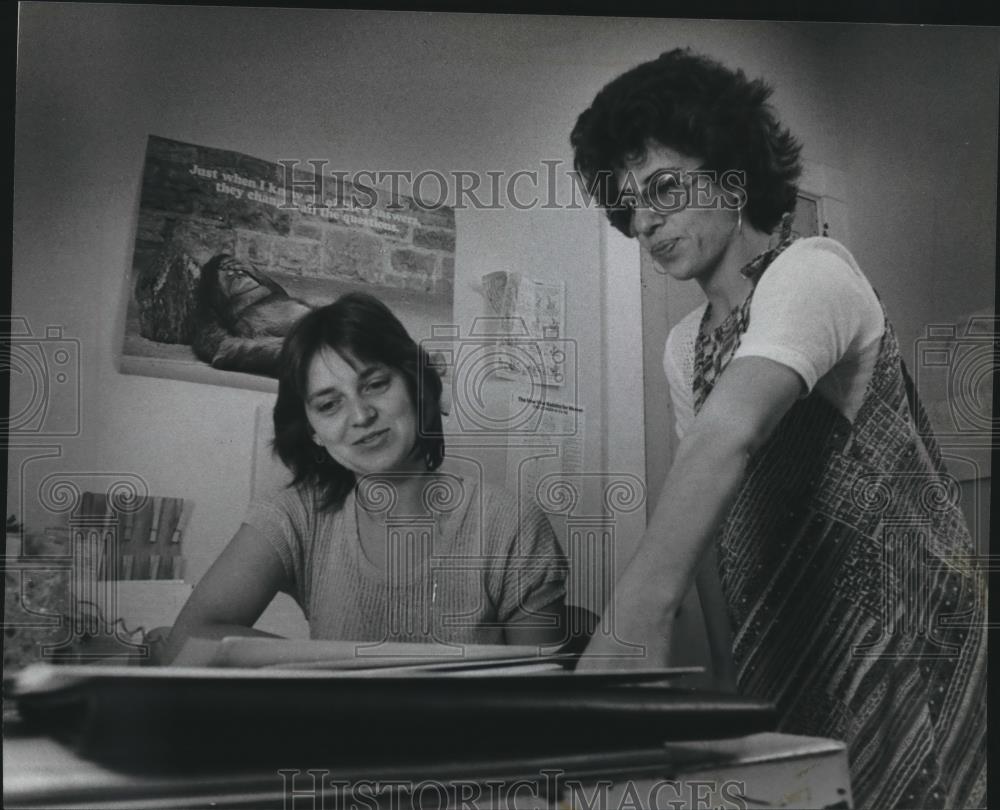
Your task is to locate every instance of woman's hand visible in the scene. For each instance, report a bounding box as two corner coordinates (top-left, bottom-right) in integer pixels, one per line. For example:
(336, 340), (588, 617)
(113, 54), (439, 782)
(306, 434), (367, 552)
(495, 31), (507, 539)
(575, 609), (673, 672)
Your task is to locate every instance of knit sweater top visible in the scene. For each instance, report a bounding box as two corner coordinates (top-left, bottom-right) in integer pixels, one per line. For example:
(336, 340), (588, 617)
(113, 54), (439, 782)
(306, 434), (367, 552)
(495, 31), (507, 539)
(244, 476), (567, 645)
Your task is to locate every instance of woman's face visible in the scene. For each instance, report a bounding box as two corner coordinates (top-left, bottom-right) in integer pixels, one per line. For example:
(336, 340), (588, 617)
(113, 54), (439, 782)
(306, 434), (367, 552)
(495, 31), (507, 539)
(615, 141), (741, 284)
(304, 346), (422, 477)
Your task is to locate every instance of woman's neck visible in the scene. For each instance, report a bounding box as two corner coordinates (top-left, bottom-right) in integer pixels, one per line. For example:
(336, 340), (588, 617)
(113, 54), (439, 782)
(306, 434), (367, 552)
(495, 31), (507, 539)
(699, 227), (772, 326)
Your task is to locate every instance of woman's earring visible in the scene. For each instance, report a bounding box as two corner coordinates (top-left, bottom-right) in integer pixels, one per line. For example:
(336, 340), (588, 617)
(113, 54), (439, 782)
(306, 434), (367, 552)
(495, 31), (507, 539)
(312, 446), (327, 464)
(737, 205), (744, 234)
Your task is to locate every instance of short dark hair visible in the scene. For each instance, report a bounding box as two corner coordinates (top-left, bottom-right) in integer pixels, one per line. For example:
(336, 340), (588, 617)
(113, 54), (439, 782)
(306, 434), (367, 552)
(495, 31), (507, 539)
(570, 48), (802, 236)
(273, 293), (445, 511)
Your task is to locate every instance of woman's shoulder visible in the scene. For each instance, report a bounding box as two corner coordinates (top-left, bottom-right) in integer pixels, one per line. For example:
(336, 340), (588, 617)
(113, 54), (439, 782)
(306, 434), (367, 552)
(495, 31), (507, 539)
(471, 480), (561, 562)
(251, 479), (314, 508)
(247, 480), (333, 528)
(425, 472), (551, 538)
(756, 236), (878, 306)
(773, 236), (864, 277)
(473, 478), (517, 515)
(473, 479), (547, 527)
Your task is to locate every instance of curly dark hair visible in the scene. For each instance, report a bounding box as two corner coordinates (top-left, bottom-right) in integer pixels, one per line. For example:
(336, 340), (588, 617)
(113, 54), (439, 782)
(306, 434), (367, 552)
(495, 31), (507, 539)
(570, 48), (802, 236)
(273, 292), (445, 511)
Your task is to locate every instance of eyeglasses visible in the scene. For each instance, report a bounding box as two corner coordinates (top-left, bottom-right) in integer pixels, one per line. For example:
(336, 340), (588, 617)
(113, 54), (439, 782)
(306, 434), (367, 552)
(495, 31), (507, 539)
(617, 167), (704, 220)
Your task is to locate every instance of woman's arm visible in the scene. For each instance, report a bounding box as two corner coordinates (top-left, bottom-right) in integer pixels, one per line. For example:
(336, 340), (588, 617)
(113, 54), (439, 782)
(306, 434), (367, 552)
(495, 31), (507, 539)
(492, 492), (569, 648)
(162, 523), (290, 663)
(577, 355), (803, 671)
(696, 548), (738, 691)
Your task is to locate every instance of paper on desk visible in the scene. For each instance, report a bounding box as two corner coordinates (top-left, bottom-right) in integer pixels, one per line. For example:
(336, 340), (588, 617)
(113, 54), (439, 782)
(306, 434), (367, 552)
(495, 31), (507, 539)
(172, 637), (555, 669)
(265, 654), (574, 674)
(170, 638), (705, 683)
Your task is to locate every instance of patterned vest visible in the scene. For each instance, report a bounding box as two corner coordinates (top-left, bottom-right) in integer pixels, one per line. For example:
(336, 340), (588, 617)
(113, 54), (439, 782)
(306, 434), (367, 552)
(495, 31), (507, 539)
(693, 242), (987, 810)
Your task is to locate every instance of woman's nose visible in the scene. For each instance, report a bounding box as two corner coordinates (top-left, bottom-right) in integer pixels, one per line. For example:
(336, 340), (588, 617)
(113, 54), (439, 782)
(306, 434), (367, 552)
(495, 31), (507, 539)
(349, 398), (377, 424)
(632, 205), (665, 238)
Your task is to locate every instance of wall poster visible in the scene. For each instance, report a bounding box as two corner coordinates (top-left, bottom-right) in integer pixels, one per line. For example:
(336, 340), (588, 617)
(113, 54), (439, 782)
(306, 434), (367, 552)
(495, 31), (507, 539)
(120, 135), (456, 390)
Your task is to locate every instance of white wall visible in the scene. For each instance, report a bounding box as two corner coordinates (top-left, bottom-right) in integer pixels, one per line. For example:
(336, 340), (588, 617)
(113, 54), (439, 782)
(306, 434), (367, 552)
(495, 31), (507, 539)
(829, 25), (997, 547)
(831, 26), (997, 364)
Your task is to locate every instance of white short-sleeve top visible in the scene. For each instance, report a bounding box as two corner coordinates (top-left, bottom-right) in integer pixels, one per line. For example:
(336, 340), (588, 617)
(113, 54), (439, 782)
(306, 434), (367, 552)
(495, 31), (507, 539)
(664, 237), (885, 439)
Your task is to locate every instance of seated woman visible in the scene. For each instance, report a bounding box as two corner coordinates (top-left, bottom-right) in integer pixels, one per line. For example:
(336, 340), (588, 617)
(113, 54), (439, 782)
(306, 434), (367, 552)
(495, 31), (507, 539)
(163, 293), (567, 662)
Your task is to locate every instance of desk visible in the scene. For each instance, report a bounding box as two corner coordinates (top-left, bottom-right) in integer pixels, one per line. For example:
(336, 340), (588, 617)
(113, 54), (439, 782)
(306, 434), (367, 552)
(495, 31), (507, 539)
(4, 729), (852, 809)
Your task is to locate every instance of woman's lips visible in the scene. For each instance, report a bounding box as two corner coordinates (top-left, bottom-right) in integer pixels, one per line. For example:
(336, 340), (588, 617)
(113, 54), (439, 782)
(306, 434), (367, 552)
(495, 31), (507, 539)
(355, 428), (389, 447)
(651, 238), (680, 258)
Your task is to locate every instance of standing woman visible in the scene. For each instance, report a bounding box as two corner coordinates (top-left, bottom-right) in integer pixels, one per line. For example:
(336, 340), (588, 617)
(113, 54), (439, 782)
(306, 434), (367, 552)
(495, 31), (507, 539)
(570, 49), (986, 809)
(164, 293), (567, 661)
